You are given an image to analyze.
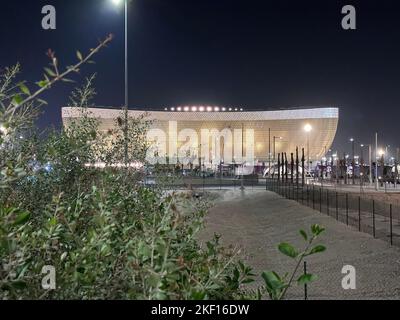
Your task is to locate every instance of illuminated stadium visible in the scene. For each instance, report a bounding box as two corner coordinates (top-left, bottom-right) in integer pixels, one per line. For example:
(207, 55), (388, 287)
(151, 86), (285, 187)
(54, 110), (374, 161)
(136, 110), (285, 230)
(62, 106), (339, 170)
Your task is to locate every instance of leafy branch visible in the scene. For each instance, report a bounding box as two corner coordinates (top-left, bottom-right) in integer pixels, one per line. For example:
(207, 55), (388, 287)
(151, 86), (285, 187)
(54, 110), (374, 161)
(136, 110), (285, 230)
(8, 34), (114, 115)
(261, 224), (326, 300)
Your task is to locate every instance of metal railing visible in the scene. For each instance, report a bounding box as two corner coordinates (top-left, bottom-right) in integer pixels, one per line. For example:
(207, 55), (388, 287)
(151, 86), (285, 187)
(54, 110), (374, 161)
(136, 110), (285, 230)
(266, 178), (400, 247)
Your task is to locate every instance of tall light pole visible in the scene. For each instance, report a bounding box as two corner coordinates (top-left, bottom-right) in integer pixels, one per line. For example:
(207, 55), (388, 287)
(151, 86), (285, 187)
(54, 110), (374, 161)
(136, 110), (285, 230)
(304, 124), (312, 173)
(240, 123), (245, 190)
(268, 128), (271, 177)
(350, 138), (355, 184)
(375, 132), (379, 190)
(111, 0), (129, 165)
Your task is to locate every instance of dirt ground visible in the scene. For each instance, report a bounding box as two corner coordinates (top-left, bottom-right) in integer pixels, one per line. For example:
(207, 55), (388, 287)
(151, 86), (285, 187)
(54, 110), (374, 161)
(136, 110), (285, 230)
(199, 189), (400, 300)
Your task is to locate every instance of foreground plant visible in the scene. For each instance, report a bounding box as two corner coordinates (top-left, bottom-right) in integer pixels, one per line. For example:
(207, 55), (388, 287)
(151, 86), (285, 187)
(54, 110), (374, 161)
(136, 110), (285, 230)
(0, 41), (253, 299)
(261, 224), (326, 300)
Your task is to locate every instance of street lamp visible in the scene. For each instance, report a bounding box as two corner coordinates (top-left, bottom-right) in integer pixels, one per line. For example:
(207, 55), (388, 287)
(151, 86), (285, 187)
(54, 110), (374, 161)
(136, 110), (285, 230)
(111, 0), (129, 164)
(304, 124), (312, 173)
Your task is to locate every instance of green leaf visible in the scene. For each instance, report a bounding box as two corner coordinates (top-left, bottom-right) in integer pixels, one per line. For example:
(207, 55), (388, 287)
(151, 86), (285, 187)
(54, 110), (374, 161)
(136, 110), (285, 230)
(76, 51), (83, 61)
(311, 224), (325, 236)
(61, 78), (75, 83)
(278, 242), (298, 258)
(261, 271), (285, 290)
(36, 98), (48, 105)
(11, 94), (23, 106)
(36, 80), (49, 88)
(307, 245), (326, 255)
(13, 211), (30, 226)
(44, 67), (56, 77)
(299, 229), (308, 241)
(11, 280), (27, 290)
(19, 83), (31, 95)
(297, 273), (318, 285)
(261, 271), (286, 300)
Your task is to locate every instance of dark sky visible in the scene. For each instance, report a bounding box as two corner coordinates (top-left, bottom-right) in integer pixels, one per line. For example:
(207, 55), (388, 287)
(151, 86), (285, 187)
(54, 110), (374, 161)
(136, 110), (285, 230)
(1, 0), (399, 155)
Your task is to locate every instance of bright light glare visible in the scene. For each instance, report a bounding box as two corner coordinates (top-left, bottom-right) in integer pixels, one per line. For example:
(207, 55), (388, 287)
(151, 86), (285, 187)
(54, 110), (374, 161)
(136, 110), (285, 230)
(111, 0), (123, 6)
(304, 124), (312, 132)
(378, 149), (385, 156)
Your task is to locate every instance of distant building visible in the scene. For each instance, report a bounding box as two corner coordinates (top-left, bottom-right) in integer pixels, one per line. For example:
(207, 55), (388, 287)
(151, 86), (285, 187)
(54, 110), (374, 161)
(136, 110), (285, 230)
(62, 106), (339, 168)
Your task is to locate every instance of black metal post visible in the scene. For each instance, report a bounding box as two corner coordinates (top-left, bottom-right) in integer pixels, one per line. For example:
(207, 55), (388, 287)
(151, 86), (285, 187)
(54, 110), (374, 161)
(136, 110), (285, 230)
(372, 200), (376, 238)
(302, 147), (305, 186)
(296, 147), (299, 187)
(336, 192), (338, 220)
(358, 196), (361, 231)
(346, 193), (349, 226)
(313, 185), (315, 210)
(327, 190), (329, 215)
(319, 187), (322, 213)
(304, 261), (308, 300)
(390, 204), (393, 246)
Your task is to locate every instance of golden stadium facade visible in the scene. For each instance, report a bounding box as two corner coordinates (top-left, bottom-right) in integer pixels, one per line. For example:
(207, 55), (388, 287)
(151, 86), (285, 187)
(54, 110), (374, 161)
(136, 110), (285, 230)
(62, 106), (339, 167)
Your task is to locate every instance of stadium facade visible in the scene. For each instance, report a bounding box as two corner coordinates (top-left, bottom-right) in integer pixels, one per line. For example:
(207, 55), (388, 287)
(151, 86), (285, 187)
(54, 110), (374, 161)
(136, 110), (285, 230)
(62, 106), (339, 169)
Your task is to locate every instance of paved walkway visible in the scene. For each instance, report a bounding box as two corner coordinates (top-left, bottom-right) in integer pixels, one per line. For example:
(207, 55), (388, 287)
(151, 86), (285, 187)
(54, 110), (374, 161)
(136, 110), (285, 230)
(200, 189), (400, 299)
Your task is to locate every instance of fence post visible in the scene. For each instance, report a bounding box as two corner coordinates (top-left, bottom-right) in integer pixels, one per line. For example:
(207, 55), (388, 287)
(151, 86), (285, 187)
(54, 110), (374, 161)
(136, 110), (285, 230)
(358, 196), (361, 231)
(313, 185), (315, 210)
(390, 204), (393, 246)
(303, 261), (308, 300)
(319, 187), (322, 213)
(336, 192), (338, 220)
(346, 194), (349, 226)
(327, 190), (329, 216)
(372, 200), (376, 238)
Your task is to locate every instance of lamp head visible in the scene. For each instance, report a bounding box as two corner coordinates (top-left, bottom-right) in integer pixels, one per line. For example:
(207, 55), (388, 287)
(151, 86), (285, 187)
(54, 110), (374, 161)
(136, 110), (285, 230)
(304, 124), (312, 133)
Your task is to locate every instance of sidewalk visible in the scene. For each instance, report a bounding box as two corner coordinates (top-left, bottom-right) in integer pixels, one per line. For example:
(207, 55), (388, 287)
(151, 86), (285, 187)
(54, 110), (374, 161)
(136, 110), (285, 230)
(200, 189), (400, 299)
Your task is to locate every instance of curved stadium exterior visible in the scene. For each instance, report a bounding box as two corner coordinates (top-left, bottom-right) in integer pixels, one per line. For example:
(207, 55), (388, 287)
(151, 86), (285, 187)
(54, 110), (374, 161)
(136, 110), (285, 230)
(62, 106), (339, 168)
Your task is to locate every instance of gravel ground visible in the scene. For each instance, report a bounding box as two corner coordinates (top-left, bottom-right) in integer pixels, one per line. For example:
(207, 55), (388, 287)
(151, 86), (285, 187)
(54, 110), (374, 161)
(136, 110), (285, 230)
(199, 189), (400, 300)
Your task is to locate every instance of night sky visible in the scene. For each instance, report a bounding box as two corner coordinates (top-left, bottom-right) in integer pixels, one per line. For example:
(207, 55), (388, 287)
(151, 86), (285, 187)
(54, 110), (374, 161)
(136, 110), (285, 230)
(1, 0), (400, 155)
